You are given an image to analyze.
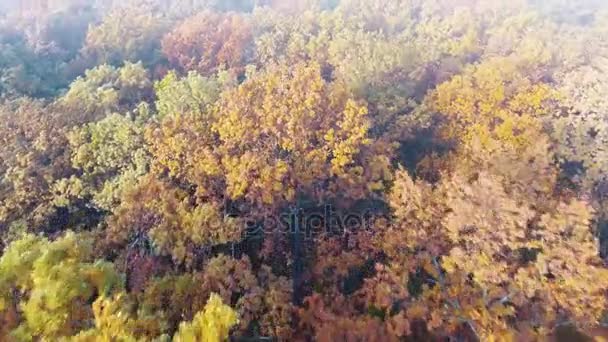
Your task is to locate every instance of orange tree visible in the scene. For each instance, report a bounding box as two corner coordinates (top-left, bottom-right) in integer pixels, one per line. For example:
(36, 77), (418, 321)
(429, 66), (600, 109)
(161, 11), (254, 76)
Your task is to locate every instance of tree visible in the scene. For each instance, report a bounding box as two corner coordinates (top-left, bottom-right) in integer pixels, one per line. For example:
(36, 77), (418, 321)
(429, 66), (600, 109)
(138, 255), (292, 338)
(58, 62), (153, 121)
(430, 56), (557, 152)
(173, 293), (238, 342)
(0, 99), (74, 233)
(83, 6), (169, 66)
(54, 110), (150, 212)
(69, 292), (164, 341)
(18, 4), (98, 61)
(161, 62), (391, 210)
(161, 11), (253, 76)
(0, 23), (67, 98)
(251, 0), (483, 138)
(552, 58), (608, 195)
(154, 69), (236, 119)
(2, 1), (608, 340)
(0, 232), (123, 340)
(106, 175), (243, 265)
(0, 64), (152, 236)
(357, 166), (608, 340)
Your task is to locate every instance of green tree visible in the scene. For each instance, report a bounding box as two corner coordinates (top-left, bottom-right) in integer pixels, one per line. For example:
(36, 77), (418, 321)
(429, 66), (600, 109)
(58, 62), (153, 121)
(54, 110), (150, 212)
(154, 70), (236, 120)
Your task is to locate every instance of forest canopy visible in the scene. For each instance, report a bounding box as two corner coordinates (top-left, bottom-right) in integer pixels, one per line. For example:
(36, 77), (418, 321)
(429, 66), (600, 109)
(1, 0), (608, 341)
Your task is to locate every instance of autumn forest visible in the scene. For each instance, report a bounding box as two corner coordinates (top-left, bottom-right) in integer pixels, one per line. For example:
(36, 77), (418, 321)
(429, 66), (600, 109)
(0, 0), (608, 340)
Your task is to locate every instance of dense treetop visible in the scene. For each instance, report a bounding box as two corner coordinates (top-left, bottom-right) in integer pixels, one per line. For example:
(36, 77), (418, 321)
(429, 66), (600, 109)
(1, 0), (608, 341)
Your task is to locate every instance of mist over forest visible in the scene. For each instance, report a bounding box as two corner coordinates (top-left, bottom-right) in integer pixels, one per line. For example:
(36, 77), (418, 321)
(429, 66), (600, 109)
(0, 0), (608, 340)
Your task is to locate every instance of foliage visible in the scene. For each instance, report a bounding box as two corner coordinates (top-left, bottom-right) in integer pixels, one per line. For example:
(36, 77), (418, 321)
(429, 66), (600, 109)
(0, 232), (123, 340)
(0, 24), (68, 98)
(173, 293), (238, 342)
(430, 56), (557, 151)
(58, 62), (152, 121)
(68, 292), (163, 341)
(55, 111), (150, 212)
(0, 62), (151, 235)
(154, 70), (235, 119)
(138, 255), (292, 338)
(552, 57), (608, 192)
(162, 11), (254, 76)
(148, 62), (393, 215)
(106, 175), (243, 265)
(0, 99), (74, 232)
(83, 6), (169, 66)
(1, 0), (608, 341)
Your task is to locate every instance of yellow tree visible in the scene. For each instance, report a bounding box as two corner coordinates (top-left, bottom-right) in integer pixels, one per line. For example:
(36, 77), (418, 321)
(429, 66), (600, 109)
(68, 293), (163, 341)
(173, 293), (238, 342)
(148, 62), (393, 212)
(0, 232), (123, 340)
(430, 57), (557, 152)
